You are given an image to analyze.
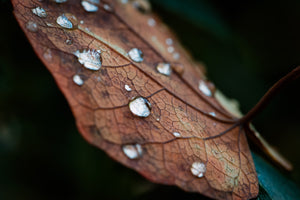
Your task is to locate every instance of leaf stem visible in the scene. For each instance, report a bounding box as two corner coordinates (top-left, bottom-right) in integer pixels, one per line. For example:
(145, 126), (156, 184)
(238, 66), (300, 125)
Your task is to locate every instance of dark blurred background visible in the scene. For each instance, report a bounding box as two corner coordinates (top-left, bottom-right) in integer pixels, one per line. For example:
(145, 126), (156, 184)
(0, 0), (299, 199)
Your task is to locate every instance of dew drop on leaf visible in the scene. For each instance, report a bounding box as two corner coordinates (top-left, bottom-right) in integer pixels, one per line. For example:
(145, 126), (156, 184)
(125, 84), (132, 92)
(25, 21), (38, 32)
(198, 80), (212, 97)
(122, 144), (143, 159)
(128, 48), (144, 63)
(166, 38), (173, 45)
(167, 46), (174, 53)
(52, 0), (67, 3)
(156, 63), (172, 76)
(103, 4), (112, 11)
(147, 18), (156, 27)
(81, 0), (99, 12)
(65, 39), (73, 45)
(129, 97), (151, 117)
(173, 132), (181, 137)
(191, 162), (206, 178)
(73, 49), (102, 71)
(56, 13), (78, 29)
(31, 7), (47, 18)
(209, 112), (216, 117)
(173, 52), (180, 60)
(73, 74), (84, 86)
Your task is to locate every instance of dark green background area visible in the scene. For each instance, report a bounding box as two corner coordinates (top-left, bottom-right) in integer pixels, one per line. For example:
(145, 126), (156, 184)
(0, 0), (300, 199)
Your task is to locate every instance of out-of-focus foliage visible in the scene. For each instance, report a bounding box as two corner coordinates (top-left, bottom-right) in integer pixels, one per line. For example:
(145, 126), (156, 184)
(1, 0), (300, 199)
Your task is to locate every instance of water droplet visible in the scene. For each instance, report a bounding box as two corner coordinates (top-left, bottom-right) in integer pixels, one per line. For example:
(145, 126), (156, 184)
(80, 20), (84, 24)
(43, 49), (52, 60)
(73, 74), (84, 86)
(156, 63), (172, 76)
(32, 7), (47, 18)
(129, 97), (151, 117)
(167, 46), (174, 53)
(74, 49), (102, 70)
(65, 39), (73, 45)
(173, 132), (181, 137)
(103, 4), (112, 11)
(56, 13), (78, 29)
(166, 38), (173, 45)
(191, 162), (206, 178)
(128, 48), (144, 63)
(81, 0), (98, 12)
(209, 112), (216, 117)
(52, 0), (67, 3)
(171, 63), (184, 75)
(26, 21), (38, 32)
(125, 84), (132, 92)
(173, 52), (180, 60)
(147, 18), (156, 27)
(198, 80), (212, 97)
(122, 144), (143, 159)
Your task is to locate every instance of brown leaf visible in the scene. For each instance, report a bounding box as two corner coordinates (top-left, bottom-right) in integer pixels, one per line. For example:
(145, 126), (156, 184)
(11, 0), (258, 199)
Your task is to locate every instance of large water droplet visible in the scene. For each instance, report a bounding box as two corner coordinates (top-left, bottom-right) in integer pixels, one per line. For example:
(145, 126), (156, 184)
(128, 48), (144, 63)
(125, 84), (132, 92)
(167, 46), (174, 53)
(198, 80), (212, 97)
(56, 13), (78, 29)
(173, 132), (181, 137)
(81, 0), (98, 12)
(156, 63), (172, 76)
(32, 7), (47, 18)
(191, 162), (206, 178)
(26, 21), (38, 32)
(122, 144), (143, 159)
(74, 49), (102, 71)
(73, 74), (84, 86)
(129, 97), (151, 117)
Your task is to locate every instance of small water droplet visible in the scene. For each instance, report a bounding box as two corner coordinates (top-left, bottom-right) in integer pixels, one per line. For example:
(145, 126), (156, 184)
(125, 84), (132, 92)
(80, 20), (84, 24)
(173, 132), (181, 137)
(171, 63), (184, 75)
(65, 39), (73, 45)
(191, 162), (206, 178)
(129, 97), (151, 117)
(122, 144), (143, 159)
(209, 112), (216, 117)
(74, 49), (102, 70)
(156, 118), (160, 121)
(173, 52), (180, 60)
(81, 0), (98, 12)
(167, 46), (174, 53)
(103, 4), (112, 11)
(32, 7), (47, 18)
(156, 63), (172, 76)
(198, 80), (212, 97)
(166, 38), (173, 45)
(128, 48), (144, 63)
(73, 74), (84, 86)
(147, 18), (156, 27)
(52, 0), (67, 3)
(56, 13), (78, 29)
(26, 21), (38, 32)
(43, 49), (52, 60)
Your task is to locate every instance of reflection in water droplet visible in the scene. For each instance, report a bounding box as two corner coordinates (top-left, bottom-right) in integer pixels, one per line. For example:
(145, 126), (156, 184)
(74, 49), (102, 70)
(26, 21), (38, 32)
(43, 49), (52, 61)
(65, 39), (73, 45)
(166, 38), (173, 45)
(73, 74), (84, 86)
(156, 63), (172, 76)
(52, 0), (67, 3)
(129, 97), (151, 117)
(32, 7), (47, 18)
(147, 18), (156, 27)
(125, 84), (132, 92)
(56, 13), (78, 29)
(191, 162), (206, 178)
(173, 132), (181, 137)
(122, 144), (143, 159)
(198, 80), (212, 97)
(81, 1), (98, 12)
(128, 48), (144, 63)
(209, 112), (216, 117)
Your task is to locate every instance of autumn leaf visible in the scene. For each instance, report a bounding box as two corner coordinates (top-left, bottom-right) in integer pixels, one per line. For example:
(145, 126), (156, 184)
(11, 0), (259, 199)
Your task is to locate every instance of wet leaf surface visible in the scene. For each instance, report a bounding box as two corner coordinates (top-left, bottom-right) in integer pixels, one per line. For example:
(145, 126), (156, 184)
(11, 0), (258, 199)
